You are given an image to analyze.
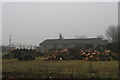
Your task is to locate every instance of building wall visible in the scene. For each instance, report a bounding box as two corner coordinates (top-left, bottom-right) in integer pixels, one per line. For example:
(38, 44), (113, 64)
(67, 44), (76, 48)
(46, 45), (53, 49)
(39, 44), (95, 53)
(57, 44), (63, 49)
(38, 38), (108, 53)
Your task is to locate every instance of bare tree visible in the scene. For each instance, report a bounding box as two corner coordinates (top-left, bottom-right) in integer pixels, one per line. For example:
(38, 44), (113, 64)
(106, 25), (118, 43)
(105, 25), (119, 52)
(106, 25), (120, 78)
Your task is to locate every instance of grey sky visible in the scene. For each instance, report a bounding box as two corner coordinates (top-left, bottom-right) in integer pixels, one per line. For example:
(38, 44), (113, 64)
(2, 2), (118, 46)
(0, 2), (2, 46)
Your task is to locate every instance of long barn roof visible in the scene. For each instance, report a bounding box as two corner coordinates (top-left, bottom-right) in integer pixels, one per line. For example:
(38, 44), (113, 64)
(40, 38), (108, 45)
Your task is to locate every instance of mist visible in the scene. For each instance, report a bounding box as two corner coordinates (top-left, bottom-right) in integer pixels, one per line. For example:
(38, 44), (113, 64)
(2, 2), (118, 46)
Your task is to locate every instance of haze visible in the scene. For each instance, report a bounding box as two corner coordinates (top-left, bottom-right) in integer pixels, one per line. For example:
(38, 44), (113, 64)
(2, 2), (118, 46)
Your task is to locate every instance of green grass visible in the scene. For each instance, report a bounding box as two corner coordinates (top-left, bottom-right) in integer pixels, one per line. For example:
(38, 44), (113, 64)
(2, 57), (119, 78)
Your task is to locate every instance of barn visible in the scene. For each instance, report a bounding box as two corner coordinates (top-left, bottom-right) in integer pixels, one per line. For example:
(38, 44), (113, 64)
(38, 34), (108, 53)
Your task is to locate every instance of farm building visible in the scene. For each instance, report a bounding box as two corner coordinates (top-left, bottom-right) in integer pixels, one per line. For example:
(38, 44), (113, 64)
(39, 34), (108, 53)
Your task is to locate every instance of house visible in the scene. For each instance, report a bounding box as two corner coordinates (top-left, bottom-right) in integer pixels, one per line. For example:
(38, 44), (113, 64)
(38, 34), (108, 53)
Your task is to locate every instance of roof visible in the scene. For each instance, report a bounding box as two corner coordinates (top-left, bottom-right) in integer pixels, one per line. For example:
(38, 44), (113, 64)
(40, 38), (108, 45)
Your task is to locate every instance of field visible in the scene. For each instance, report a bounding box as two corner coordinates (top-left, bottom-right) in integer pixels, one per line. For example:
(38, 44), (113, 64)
(2, 57), (119, 79)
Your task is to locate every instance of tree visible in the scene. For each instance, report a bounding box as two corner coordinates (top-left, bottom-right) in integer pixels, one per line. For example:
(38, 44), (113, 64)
(106, 25), (119, 52)
(118, 25), (120, 52)
(106, 25), (118, 43)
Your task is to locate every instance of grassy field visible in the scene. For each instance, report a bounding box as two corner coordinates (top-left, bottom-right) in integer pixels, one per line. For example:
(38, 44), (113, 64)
(2, 57), (119, 78)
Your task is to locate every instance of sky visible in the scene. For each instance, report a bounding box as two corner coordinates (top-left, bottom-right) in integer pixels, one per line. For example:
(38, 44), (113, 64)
(2, 2), (118, 46)
(0, 2), (2, 47)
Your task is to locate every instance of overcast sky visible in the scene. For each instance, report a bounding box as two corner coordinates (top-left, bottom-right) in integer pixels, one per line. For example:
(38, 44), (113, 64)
(2, 2), (118, 46)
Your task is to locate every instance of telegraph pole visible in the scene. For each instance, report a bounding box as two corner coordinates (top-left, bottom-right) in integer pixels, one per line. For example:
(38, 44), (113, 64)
(118, 2), (120, 78)
(9, 35), (11, 50)
(118, 25), (120, 79)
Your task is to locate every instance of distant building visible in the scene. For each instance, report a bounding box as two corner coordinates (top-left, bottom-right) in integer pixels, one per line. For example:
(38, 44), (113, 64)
(39, 34), (108, 53)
